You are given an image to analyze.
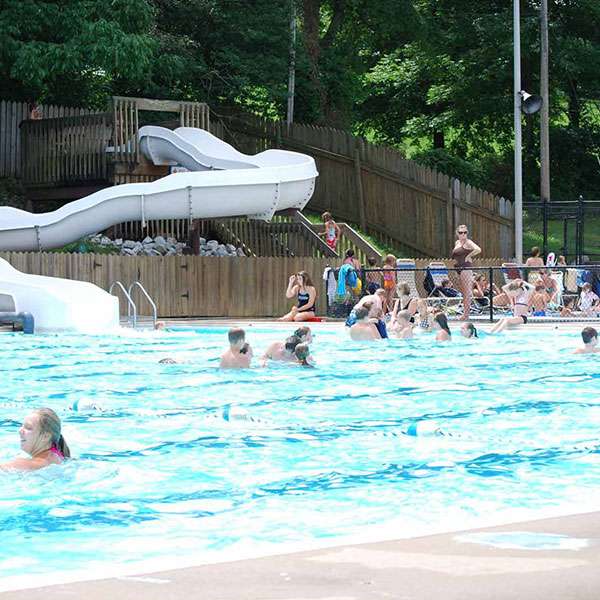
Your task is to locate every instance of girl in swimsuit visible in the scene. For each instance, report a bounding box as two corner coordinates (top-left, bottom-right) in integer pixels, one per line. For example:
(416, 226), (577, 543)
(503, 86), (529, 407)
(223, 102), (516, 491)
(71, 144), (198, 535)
(451, 225), (481, 320)
(432, 312), (452, 341)
(280, 271), (317, 322)
(490, 279), (535, 333)
(0, 408), (70, 472)
(382, 254), (397, 314)
(320, 212), (341, 250)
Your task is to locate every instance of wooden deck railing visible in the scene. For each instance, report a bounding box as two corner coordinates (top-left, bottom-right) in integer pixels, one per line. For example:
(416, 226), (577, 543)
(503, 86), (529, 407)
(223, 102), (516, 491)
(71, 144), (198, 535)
(20, 113), (112, 186)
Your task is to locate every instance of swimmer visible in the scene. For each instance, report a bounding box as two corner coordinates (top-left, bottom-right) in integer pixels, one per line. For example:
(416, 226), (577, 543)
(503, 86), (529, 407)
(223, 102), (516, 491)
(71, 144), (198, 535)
(349, 307), (381, 340)
(416, 298), (434, 332)
(0, 408), (70, 472)
(220, 328), (253, 368)
(432, 312), (451, 341)
(154, 321), (167, 330)
(158, 357), (178, 364)
(490, 279), (534, 333)
(574, 326), (600, 354)
(295, 342), (315, 367)
(261, 335), (301, 366)
(390, 309), (413, 339)
(293, 325), (313, 344)
(460, 322), (478, 339)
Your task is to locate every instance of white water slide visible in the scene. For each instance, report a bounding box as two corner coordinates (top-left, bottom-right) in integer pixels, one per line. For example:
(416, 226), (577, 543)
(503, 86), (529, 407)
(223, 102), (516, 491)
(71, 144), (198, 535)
(0, 127), (318, 332)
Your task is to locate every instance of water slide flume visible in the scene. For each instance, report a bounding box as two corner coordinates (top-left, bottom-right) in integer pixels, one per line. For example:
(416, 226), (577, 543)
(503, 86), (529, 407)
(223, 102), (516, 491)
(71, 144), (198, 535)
(0, 127), (318, 332)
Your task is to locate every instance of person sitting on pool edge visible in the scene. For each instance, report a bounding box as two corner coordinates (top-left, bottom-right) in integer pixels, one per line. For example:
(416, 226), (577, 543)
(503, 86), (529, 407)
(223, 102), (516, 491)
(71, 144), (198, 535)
(349, 307), (381, 341)
(295, 342), (315, 367)
(280, 271), (317, 322)
(261, 335), (301, 366)
(574, 327), (600, 354)
(220, 328), (253, 368)
(0, 408), (70, 472)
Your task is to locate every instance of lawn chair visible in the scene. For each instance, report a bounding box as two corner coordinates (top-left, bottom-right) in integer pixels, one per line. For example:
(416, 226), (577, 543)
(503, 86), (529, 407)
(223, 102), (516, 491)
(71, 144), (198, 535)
(395, 259), (419, 297)
(426, 261), (463, 313)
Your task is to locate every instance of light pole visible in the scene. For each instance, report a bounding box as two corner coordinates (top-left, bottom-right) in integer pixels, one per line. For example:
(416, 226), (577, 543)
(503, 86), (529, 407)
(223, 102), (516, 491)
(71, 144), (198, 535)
(513, 0), (542, 263)
(286, 0), (297, 129)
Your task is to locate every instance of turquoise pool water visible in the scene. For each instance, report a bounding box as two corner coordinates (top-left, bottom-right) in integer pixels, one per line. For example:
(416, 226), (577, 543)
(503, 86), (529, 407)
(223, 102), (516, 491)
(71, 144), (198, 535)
(1, 325), (599, 589)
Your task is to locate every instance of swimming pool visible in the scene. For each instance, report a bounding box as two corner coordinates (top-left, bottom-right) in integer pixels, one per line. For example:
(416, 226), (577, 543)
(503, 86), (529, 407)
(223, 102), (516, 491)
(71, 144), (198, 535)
(1, 325), (600, 590)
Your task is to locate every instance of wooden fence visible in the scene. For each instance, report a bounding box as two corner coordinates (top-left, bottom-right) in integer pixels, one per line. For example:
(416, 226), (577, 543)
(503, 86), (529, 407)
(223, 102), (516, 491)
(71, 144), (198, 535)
(0, 252), (331, 317)
(0, 252), (506, 318)
(0, 100), (94, 178)
(215, 113), (515, 259)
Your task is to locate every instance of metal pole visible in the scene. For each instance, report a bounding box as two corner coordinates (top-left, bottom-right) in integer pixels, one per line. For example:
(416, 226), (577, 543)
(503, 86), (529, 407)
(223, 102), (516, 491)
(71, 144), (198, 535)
(286, 0), (297, 129)
(540, 0), (550, 203)
(514, 0), (523, 264)
(489, 266), (494, 323)
(542, 198), (548, 259)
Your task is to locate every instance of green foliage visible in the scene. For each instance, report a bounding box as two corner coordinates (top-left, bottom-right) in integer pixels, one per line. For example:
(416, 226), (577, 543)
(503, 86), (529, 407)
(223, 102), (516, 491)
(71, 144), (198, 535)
(49, 239), (119, 255)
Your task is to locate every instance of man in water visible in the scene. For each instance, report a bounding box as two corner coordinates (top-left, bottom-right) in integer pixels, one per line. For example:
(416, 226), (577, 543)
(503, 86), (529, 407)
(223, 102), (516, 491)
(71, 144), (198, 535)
(220, 328), (253, 368)
(349, 307), (381, 340)
(574, 326), (600, 354)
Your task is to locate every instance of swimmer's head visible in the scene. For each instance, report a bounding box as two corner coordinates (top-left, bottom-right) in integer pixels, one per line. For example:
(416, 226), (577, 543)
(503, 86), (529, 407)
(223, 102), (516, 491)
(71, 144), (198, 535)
(461, 322), (478, 339)
(294, 326), (312, 343)
(154, 321), (166, 330)
(582, 326), (598, 345)
(433, 312), (451, 335)
(21, 408), (70, 458)
(284, 335), (301, 354)
(354, 307), (369, 321)
(396, 309), (411, 325)
(159, 357), (177, 364)
(397, 282), (410, 296)
(228, 328), (246, 350)
(295, 342), (310, 363)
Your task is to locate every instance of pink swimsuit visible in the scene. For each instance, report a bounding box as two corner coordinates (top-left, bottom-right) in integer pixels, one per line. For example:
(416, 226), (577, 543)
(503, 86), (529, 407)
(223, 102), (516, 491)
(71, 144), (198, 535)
(49, 446), (64, 460)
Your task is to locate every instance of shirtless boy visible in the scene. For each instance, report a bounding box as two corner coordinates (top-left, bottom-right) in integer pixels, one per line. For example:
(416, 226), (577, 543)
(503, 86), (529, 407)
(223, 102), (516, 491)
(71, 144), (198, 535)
(390, 309), (414, 339)
(349, 307), (381, 341)
(220, 328), (253, 368)
(574, 327), (600, 354)
(261, 335), (300, 366)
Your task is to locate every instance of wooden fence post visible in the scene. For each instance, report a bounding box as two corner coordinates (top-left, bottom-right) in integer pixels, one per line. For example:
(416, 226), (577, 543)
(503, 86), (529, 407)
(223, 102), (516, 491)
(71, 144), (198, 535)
(353, 139), (367, 231)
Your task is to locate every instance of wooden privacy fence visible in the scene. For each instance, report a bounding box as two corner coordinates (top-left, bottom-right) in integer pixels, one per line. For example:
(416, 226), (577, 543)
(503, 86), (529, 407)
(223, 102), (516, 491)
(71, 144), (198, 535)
(0, 252), (331, 318)
(214, 113), (515, 259)
(0, 100), (95, 178)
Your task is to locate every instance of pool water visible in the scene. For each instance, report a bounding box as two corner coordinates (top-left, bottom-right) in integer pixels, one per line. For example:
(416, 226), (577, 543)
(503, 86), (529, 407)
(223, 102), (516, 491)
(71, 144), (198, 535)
(1, 325), (600, 589)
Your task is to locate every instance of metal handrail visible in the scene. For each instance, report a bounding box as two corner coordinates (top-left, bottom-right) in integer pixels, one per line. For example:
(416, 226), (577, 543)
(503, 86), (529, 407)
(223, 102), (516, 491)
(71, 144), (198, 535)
(109, 281), (137, 327)
(128, 281), (157, 328)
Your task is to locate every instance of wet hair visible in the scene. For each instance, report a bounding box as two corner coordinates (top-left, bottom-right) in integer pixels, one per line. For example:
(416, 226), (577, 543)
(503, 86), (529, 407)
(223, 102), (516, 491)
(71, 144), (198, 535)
(159, 357), (177, 364)
(239, 343), (250, 355)
(384, 254), (396, 265)
(506, 281), (522, 292)
(531, 246), (540, 257)
(284, 335), (301, 353)
(582, 327), (598, 344)
(35, 408), (70, 458)
(463, 322), (478, 338)
(293, 325), (311, 341)
(296, 270), (314, 287)
(322, 211), (332, 221)
(367, 256), (377, 267)
(434, 312), (451, 335)
(397, 309), (411, 323)
(354, 307), (369, 320)
(295, 343), (311, 363)
(397, 282), (410, 296)
(228, 328), (245, 345)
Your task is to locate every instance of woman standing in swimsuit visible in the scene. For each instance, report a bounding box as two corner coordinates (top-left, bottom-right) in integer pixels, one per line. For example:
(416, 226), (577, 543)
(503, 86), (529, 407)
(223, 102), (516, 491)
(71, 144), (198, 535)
(0, 408), (70, 471)
(451, 225), (481, 320)
(280, 271), (317, 322)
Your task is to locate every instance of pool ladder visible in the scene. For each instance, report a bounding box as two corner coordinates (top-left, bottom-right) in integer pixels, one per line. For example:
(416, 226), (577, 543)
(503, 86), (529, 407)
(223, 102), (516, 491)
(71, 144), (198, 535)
(109, 280), (157, 329)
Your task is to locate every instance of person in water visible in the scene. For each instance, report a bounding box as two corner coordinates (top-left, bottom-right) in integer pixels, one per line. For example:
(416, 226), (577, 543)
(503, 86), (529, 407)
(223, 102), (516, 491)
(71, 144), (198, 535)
(432, 312), (452, 341)
(490, 279), (535, 333)
(293, 325), (314, 345)
(574, 327), (600, 354)
(220, 328), (253, 368)
(460, 322), (478, 338)
(349, 307), (381, 340)
(451, 225), (481, 320)
(295, 342), (315, 367)
(261, 335), (301, 366)
(280, 271), (317, 322)
(390, 309), (414, 339)
(0, 408), (70, 472)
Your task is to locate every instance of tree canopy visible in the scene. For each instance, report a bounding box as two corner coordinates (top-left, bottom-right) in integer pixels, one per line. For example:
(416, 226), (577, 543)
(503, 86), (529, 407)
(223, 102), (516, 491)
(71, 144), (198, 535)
(1, 0), (598, 200)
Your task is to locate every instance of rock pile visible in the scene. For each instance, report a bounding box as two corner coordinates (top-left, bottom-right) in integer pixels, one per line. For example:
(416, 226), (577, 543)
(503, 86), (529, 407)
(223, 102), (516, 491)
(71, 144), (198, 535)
(86, 234), (246, 257)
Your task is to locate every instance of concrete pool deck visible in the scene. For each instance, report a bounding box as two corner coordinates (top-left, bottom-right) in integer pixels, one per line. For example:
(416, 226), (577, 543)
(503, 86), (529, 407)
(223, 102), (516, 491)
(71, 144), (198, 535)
(2, 510), (599, 600)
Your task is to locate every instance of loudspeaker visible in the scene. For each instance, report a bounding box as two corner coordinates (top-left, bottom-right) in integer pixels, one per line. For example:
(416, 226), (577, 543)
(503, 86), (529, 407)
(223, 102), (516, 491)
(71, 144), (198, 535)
(520, 91), (543, 115)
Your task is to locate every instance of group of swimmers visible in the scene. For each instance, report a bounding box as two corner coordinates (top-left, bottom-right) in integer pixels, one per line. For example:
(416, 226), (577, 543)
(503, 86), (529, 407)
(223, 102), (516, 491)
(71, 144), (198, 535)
(219, 325), (314, 369)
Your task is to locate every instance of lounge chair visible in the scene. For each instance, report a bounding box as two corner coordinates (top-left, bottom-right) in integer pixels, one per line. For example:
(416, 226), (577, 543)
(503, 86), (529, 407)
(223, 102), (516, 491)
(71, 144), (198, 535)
(395, 259), (420, 297)
(426, 261), (463, 313)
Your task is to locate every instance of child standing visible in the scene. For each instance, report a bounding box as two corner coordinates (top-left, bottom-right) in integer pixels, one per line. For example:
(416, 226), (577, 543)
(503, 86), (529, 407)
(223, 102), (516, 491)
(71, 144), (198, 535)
(382, 254), (397, 314)
(320, 212), (341, 250)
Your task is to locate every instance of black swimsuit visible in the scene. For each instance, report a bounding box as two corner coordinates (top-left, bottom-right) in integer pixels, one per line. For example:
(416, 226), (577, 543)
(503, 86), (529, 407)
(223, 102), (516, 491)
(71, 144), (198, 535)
(297, 289), (313, 311)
